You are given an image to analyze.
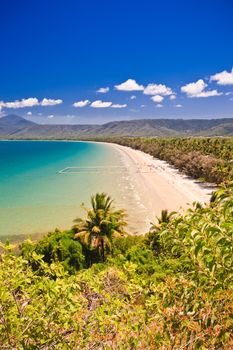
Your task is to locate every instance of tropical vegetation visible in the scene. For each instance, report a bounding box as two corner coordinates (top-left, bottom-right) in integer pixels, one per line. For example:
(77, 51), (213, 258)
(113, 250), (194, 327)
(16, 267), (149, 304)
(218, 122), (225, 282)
(73, 193), (127, 265)
(0, 182), (232, 349)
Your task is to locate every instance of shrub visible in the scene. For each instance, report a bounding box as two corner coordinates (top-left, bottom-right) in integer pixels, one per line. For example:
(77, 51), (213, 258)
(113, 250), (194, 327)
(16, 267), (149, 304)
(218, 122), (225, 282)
(21, 229), (85, 274)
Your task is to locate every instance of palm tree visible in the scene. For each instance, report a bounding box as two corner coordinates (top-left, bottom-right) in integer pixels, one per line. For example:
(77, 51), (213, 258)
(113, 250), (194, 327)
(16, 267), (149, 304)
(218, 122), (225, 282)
(73, 193), (127, 262)
(156, 209), (175, 225)
(147, 210), (176, 253)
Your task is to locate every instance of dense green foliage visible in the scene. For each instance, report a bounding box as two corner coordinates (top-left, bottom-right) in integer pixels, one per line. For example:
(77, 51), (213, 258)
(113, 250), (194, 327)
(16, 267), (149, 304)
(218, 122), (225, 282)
(99, 137), (233, 184)
(0, 184), (232, 349)
(20, 229), (85, 274)
(0, 250), (80, 348)
(73, 193), (127, 265)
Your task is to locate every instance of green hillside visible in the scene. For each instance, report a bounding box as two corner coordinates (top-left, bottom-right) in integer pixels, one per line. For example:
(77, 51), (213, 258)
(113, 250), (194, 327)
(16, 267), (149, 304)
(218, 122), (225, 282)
(1, 115), (233, 138)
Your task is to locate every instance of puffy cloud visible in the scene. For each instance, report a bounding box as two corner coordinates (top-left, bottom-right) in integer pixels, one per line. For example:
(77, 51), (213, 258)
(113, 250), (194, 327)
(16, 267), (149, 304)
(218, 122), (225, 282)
(41, 98), (63, 106)
(73, 100), (90, 108)
(115, 79), (144, 91)
(196, 90), (221, 97)
(144, 83), (173, 96)
(90, 100), (112, 108)
(156, 104), (163, 108)
(47, 115), (54, 119)
(27, 111), (32, 116)
(151, 95), (164, 103)
(181, 79), (222, 98)
(97, 87), (109, 93)
(73, 100), (127, 108)
(169, 94), (176, 100)
(111, 103), (127, 108)
(175, 104), (182, 108)
(0, 97), (39, 109)
(225, 92), (233, 96)
(210, 68), (233, 85)
(0, 97), (63, 109)
(130, 95), (136, 100)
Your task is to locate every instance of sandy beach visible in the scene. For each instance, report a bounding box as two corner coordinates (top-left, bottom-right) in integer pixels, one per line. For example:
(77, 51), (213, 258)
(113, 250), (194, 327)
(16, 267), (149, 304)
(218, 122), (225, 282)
(0, 140), (216, 239)
(107, 142), (215, 233)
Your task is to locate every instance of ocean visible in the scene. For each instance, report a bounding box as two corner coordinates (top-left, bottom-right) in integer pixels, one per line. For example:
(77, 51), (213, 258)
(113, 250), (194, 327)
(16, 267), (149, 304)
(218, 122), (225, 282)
(0, 140), (147, 240)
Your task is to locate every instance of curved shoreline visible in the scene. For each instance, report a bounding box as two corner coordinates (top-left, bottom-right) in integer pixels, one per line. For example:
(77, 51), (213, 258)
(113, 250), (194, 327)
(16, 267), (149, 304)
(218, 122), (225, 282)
(103, 141), (215, 231)
(0, 140), (216, 238)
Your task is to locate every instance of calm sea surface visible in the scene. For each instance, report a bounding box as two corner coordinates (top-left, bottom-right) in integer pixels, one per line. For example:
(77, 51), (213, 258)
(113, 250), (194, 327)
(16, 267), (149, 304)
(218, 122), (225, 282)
(0, 141), (147, 240)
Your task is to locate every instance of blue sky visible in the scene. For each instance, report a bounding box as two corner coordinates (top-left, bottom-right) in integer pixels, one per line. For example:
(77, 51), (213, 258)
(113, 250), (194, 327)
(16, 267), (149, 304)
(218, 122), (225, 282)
(0, 0), (233, 124)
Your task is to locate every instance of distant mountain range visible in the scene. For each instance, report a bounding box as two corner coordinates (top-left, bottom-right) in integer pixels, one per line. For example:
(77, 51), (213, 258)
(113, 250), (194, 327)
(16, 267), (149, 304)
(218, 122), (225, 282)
(0, 114), (233, 138)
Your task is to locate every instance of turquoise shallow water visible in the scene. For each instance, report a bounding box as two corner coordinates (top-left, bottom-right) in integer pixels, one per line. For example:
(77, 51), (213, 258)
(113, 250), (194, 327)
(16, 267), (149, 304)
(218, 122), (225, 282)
(0, 141), (147, 240)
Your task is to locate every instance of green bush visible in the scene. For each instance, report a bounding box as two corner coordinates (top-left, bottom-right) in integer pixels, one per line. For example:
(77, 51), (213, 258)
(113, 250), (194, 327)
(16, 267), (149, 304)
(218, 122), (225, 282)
(112, 235), (143, 255)
(21, 229), (85, 274)
(0, 249), (80, 349)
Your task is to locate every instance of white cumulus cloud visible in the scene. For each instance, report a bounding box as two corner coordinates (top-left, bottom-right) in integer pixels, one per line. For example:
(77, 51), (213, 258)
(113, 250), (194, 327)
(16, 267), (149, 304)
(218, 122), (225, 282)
(0, 97), (39, 109)
(199, 90), (222, 97)
(181, 79), (222, 98)
(169, 94), (176, 100)
(97, 87), (109, 93)
(41, 98), (63, 106)
(90, 100), (112, 108)
(151, 95), (164, 103)
(73, 100), (90, 108)
(0, 97), (63, 109)
(47, 115), (54, 119)
(27, 111), (32, 116)
(210, 68), (233, 85)
(175, 104), (183, 108)
(115, 79), (144, 91)
(144, 83), (173, 96)
(156, 104), (163, 108)
(130, 95), (136, 100)
(111, 103), (127, 108)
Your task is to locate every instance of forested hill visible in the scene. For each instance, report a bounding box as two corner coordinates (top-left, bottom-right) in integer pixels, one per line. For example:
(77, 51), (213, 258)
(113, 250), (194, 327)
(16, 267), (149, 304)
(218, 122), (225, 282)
(0, 114), (233, 138)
